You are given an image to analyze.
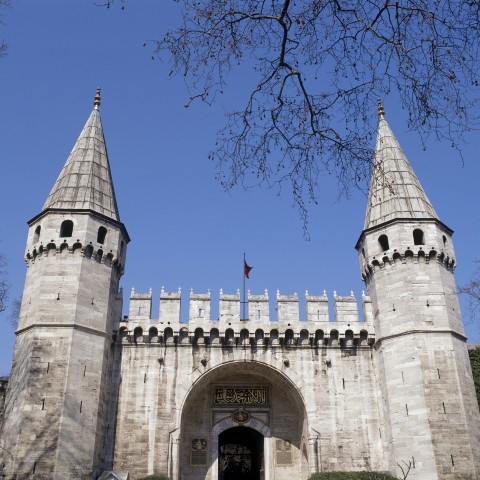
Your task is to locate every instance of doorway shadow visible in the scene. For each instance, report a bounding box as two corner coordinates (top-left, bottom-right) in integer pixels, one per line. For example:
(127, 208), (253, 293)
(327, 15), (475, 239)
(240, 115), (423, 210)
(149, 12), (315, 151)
(218, 426), (264, 480)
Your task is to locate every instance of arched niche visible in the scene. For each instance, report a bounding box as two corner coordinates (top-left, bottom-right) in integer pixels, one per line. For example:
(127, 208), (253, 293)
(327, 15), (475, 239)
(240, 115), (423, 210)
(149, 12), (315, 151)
(177, 361), (308, 480)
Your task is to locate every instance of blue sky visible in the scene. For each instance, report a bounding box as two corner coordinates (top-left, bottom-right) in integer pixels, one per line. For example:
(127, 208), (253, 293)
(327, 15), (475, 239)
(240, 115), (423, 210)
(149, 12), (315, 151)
(0, 1), (479, 374)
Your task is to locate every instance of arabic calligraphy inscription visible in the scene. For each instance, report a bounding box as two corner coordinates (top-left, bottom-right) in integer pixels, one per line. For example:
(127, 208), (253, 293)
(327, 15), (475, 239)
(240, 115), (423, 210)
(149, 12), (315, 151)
(214, 386), (268, 405)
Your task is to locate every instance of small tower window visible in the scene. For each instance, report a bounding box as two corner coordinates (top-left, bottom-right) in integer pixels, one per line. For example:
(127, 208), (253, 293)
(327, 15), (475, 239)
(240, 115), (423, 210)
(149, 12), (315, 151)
(33, 225), (41, 243)
(60, 220), (73, 238)
(97, 227), (107, 244)
(413, 229), (425, 245)
(378, 234), (389, 252)
(443, 235), (447, 246)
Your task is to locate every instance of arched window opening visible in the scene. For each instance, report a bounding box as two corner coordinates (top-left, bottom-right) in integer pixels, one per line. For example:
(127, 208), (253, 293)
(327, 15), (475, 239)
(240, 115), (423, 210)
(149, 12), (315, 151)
(315, 330), (324, 346)
(33, 225), (41, 244)
(134, 327), (143, 344)
(413, 229), (425, 245)
(330, 330), (339, 347)
(195, 328), (205, 345)
(97, 226), (107, 244)
(179, 327), (189, 344)
(240, 329), (250, 345)
(299, 329), (309, 346)
(149, 327), (158, 343)
(345, 330), (354, 347)
(60, 220), (73, 238)
(95, 249), (103, 263)
(378, 234), (389, 252)
(255, 329), (264, 345)
(84, 245), (93, 259)
(164, 327), (174, 344)
(443, 235), (447, 246)
(210, 328), (220, 345)
(285, 329), (295, 346)
(225, 328), (235, 346)
(270, 329), (279, 345)
(104, 253), (113, 266)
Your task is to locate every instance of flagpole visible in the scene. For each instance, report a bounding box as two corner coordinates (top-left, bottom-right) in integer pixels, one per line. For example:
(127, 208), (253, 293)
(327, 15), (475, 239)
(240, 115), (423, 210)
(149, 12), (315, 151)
(243, 252), (246, 320)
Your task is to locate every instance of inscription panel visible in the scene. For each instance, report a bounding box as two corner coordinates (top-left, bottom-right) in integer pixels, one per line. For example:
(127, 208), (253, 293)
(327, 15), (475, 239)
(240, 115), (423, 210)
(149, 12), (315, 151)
(214, 386), (268, 405)
(190, 439), (207, 466)
(276, 439), (292, 466)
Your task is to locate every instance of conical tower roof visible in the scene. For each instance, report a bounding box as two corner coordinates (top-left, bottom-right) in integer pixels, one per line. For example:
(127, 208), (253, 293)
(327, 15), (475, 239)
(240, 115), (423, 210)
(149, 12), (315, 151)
(42, 89), (120, 221)
(364, 101), (437, 230)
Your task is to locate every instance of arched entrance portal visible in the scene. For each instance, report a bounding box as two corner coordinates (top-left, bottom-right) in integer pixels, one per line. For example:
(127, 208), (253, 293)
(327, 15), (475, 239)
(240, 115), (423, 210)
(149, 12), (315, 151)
(219, 426), (264, 480)
(178, 361), (308, 480)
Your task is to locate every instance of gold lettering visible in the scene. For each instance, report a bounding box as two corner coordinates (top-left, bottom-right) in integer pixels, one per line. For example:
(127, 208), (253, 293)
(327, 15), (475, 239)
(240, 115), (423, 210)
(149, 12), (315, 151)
(214, 386), (268, 405)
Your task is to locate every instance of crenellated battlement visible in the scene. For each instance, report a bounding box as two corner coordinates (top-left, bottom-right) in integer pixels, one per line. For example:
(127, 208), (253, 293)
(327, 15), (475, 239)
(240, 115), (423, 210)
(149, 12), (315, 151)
(25, 240), (124, 274)
(361, 247), (456, 281)
(120, 287), (375, 347)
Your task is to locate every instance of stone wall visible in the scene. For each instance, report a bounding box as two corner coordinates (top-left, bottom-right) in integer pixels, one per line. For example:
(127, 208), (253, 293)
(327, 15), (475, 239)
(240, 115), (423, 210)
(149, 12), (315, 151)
(0, 376), (8, 431)
(108, 334), (383, 479)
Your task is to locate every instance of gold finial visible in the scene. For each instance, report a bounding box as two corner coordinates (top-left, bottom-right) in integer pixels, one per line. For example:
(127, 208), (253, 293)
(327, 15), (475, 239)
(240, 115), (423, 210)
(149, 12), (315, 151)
(94, 88), (101, 110)
(377, 97), (385, 119)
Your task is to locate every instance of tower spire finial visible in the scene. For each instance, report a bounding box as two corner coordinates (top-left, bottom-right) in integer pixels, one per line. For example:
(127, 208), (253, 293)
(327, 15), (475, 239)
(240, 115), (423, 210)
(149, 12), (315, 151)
(377, 97), (385, 119)
(42, 89), (120, 221)
(94, 88), (101, 110)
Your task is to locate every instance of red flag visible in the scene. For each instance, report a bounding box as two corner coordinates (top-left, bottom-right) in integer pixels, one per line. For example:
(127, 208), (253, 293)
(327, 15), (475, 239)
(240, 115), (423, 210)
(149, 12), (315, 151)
(244, 260), (253, 279)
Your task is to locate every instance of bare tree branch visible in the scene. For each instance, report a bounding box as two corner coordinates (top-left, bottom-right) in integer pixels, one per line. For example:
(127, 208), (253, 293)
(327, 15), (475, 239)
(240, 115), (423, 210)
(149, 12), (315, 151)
(397, 459), (412, 479)
(0, 253), (9, 314)
(459, 260), (480, 324)
(8, 298), (20, 330)
(107, 1), (480, 230)
(0, 0), (11, 58)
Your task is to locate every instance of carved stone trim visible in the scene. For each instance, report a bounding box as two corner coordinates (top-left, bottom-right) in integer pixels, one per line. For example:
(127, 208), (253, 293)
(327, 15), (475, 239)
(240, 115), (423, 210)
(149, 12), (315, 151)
(232, 406), (251, 424)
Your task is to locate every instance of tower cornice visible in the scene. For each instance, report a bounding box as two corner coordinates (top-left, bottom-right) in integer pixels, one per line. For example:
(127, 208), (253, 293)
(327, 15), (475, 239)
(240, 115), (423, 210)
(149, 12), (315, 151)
(354, 217), (452, 251)
(27, 207), (130, 243)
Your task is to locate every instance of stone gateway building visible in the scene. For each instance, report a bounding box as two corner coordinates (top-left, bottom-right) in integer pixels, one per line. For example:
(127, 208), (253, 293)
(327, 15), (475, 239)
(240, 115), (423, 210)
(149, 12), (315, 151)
(1, 91), (479, 480)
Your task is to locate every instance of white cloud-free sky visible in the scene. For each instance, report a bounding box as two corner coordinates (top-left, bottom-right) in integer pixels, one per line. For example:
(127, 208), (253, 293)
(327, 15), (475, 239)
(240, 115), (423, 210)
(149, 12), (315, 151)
(0, 1), (479, 374)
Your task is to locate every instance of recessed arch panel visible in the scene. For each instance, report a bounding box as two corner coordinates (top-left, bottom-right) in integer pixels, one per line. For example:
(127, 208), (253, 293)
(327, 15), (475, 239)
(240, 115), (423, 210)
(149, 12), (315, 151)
(178, 361), (308, 480)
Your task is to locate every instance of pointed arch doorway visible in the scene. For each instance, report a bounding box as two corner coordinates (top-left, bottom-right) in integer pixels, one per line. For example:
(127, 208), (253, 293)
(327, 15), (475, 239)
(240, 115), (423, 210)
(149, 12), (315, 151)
(218, 426), (264, 480)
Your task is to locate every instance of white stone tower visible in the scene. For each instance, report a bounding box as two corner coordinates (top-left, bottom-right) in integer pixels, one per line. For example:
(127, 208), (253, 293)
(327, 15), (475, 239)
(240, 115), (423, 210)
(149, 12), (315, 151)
(0, 90), (129, 479)
(356, 101), (480, 479)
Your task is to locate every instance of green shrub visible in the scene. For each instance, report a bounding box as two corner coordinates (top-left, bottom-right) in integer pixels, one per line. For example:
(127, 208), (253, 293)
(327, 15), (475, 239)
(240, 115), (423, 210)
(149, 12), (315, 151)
(469, 347), (480, 409)
(307, 473), (398, 480)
